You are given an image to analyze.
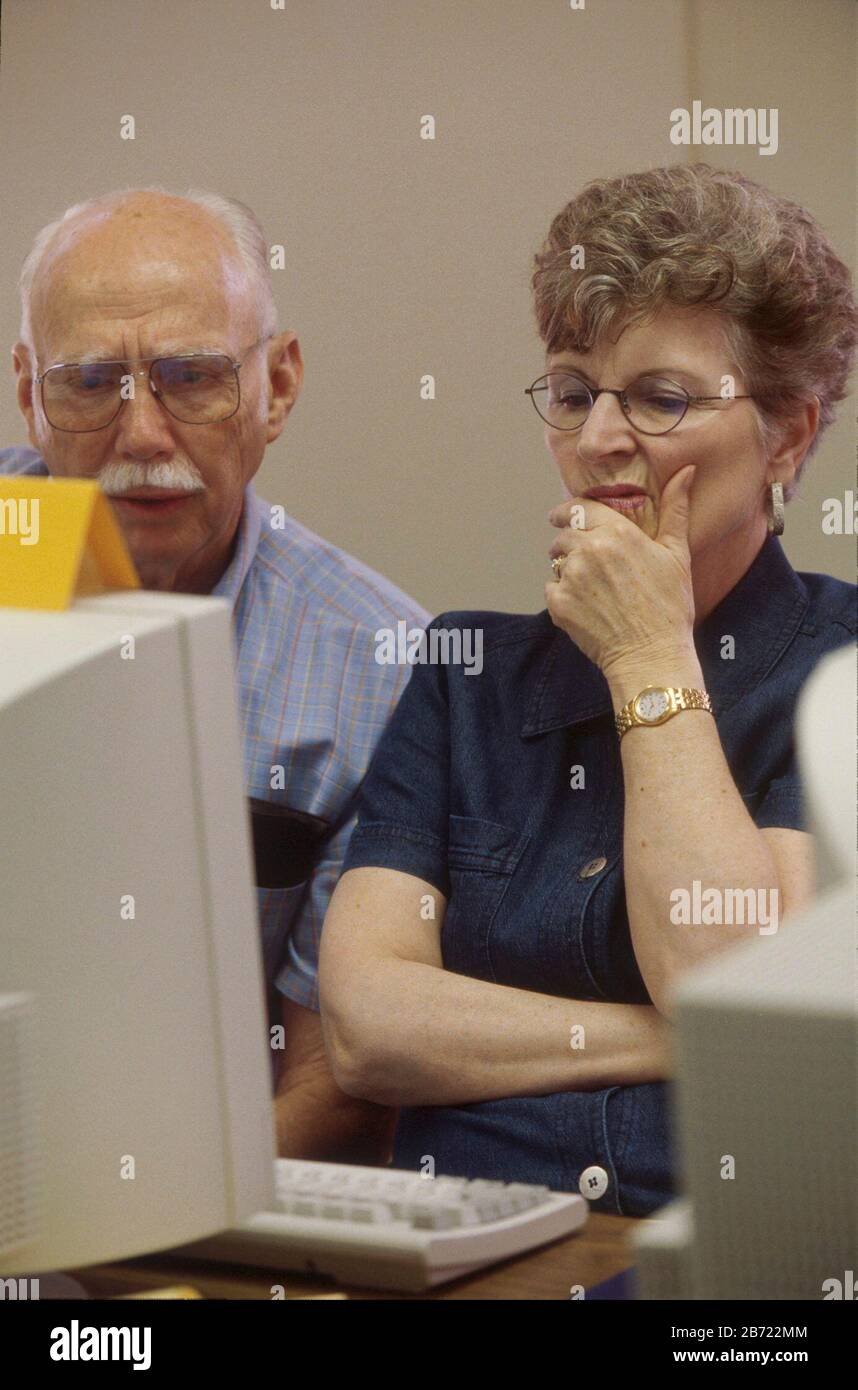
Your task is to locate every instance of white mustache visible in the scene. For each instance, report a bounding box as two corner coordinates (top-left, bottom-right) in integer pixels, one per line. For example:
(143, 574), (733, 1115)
(97, 461), (207, 497)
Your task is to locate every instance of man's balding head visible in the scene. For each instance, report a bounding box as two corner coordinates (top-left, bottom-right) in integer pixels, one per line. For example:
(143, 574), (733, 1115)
(20, 188), (278, 355)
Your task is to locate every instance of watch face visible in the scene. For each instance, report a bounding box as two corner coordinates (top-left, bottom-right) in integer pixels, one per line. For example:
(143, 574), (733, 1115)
(634, 688), (670, 723)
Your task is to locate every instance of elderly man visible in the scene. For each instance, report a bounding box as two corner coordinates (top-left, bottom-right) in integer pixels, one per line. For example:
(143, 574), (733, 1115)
(0, 187), (429, 1162)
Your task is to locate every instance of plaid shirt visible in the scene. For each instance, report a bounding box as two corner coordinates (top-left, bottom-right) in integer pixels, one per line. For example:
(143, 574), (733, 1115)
(0, 447), (429, 1016)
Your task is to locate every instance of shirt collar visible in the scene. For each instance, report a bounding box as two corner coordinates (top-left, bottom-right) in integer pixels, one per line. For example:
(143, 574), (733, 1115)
(521, 535), (809, 737)
(212, 485), (265, 605)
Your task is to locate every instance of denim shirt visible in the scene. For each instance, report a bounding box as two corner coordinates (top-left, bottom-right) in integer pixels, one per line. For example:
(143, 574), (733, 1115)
(340, 536), (856, 1215)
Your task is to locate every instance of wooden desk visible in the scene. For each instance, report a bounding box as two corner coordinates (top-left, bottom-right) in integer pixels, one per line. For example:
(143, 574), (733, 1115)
(68, 1213), (640, 1300)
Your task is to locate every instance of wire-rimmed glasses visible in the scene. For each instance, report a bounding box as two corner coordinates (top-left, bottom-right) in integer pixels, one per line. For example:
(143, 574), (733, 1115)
(35, 335), (273, 432)
(525, 369), (754, 435)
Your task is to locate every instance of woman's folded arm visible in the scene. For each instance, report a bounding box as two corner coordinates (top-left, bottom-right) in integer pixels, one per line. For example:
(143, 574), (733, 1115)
(319, 865), (672, 1108)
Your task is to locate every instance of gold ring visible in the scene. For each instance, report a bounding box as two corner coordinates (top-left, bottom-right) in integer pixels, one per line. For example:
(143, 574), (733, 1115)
(551, 555), (566, 582)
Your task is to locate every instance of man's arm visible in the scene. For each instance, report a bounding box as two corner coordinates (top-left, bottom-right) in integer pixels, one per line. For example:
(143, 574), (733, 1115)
(274, 996), (398, 1165)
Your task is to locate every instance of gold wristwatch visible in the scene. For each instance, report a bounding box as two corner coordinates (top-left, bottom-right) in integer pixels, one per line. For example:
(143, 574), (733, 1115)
(614, 685), (712, 740)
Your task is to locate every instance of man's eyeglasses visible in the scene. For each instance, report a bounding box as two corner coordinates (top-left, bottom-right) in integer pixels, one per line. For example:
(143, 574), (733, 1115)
(525, 370), (754, 436)
(35, 336), (272, 432)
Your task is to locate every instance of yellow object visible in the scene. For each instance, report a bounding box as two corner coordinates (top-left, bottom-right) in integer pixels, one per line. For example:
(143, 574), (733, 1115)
(115, 1286), (204, 1300)
(0, 477), (139, 610)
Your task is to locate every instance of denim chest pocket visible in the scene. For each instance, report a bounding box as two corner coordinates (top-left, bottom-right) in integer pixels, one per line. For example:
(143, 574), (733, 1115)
(441, 815), (528, 982)
(577, 853), (647, 1001)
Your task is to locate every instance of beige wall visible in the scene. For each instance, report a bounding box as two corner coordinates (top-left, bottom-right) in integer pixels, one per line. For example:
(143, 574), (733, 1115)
(0, 0), (853, 611)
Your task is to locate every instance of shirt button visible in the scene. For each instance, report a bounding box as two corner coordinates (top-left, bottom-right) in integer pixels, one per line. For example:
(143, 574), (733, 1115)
(577, 856), (607, 879)
(579, 1165), (609, 1200)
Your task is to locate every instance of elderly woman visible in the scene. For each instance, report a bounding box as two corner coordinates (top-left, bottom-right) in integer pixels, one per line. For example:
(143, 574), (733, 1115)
(319, 164), (857, 1215)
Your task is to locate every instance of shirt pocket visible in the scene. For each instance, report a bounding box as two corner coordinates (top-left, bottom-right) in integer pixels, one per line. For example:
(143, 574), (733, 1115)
(258, 881), (314, 1087)
(248, 798), (330, 889)
(581, 852), (651, 1002)
(441, 814), (528, 983)
(257, 881), (311, 990)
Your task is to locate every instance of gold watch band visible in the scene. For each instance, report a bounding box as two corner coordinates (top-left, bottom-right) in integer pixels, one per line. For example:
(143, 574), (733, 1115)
(615, 686), (712, 739)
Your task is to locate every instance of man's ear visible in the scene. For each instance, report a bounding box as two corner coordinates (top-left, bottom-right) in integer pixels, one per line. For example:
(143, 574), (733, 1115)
(12, 341), (40, 450)
(265, 331), (303, 445)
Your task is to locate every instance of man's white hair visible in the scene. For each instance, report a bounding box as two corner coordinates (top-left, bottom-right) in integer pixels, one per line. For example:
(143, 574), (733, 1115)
(18, 186), (279, 350)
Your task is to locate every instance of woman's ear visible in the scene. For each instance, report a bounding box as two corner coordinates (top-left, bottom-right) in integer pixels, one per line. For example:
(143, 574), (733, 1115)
(767, 396), (820, 500)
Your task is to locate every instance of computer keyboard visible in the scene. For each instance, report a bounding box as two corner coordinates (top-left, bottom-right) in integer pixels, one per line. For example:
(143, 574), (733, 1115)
(175, 1158), (588, 1292)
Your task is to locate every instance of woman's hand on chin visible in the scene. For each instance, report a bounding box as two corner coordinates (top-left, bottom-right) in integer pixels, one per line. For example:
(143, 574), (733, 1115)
(545, 463), (697, 680)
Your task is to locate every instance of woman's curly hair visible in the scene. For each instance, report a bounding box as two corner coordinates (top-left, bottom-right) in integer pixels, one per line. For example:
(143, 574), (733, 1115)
(531, 164), (857, 497)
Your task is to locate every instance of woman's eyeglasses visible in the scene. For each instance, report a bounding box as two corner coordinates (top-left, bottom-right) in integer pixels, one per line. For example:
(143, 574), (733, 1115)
(525, 370), (753, 436)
